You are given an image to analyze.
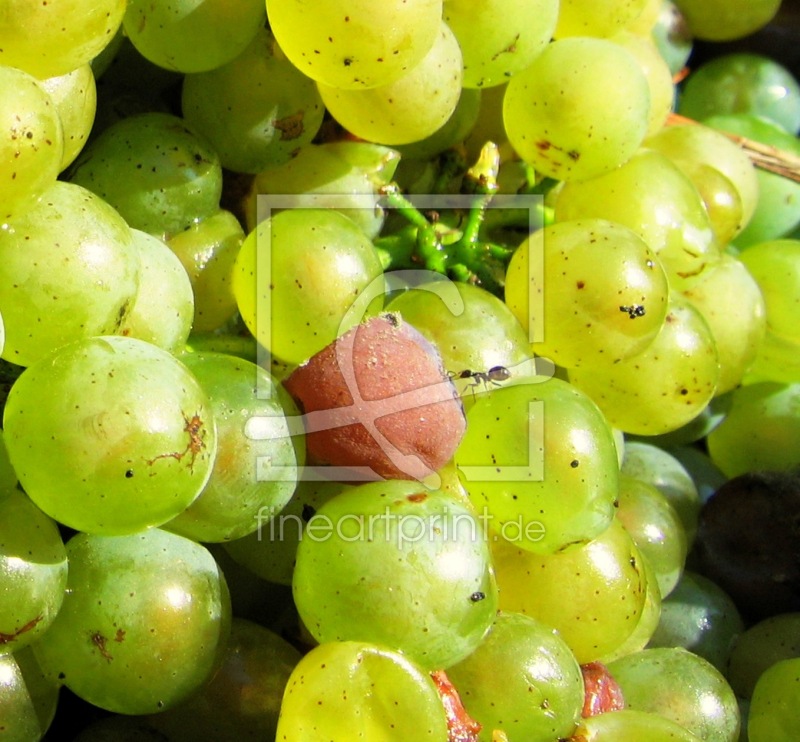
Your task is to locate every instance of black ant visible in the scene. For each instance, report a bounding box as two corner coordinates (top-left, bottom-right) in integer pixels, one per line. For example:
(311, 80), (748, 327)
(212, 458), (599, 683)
(451, 365), (511, 394)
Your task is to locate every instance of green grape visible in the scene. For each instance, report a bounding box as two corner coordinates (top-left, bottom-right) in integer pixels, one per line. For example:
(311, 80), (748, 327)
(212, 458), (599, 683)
(0, 65), (64, 223)
(648, 571), (744, 673)
(164, 352), (301, 543)
(679, 53), (800, 135)
(3, 336), (217, 535)
(569, 297), (720, 436)
(182, 28), (325, 174)
(293, 481), (498, 671)
(0, 0), (126, 79)
(555, 149), (719, 290)
(645, 123), (760, 239)
(13, 647), (60, 737)
(0, 489), (67, 654)
(123, 0), (265, 73)
(626, 0), (662, 34)
(621, 441), (701, 545)
(706, 382), (800, 478)
(492, 518), (649, 664)
(386, 279), (532, 381)
(608, 647), (740, 742)
(738, 239), (800, 345)
(504, 219), (669, 369)
(39, 64), (96, 172)
(443, 0), (558, 89)
(246, 142), (399, 239)
(464, 83), (509, 160)
(704, 114), (800, 248)
(233, 209), (384, 367)
(454, 376), (618, 554)
(32, 529), (231, 715)
(748, 657), (800, 742)
(266, 0), (443, 90)
(727, 613), (800, 699)
(223, 477), (351, 586)
(145, 618), (302, 741)
(118, 229), (194, 353)
(665, 445), (726, 506)
(167, 210), (243, 333)
(276, 641), (449, 740)
(680, 252), (766, 394)
(650, 0), (693, 77)
(743, 329), (800, 385)
(0, 431), (16, 491)
(446, 611), (584, 742)
(0, 181), (140, 367)
(69, 111), (223, 239)
(674, 0), (781, 42)
(572, 709), (703, 741)
(503, 37), (650, 181)
(318, 22), (463, 146)
(555, 0), (650, 38)
(0, 651), (52, 741)
(616, 474), (687, 598)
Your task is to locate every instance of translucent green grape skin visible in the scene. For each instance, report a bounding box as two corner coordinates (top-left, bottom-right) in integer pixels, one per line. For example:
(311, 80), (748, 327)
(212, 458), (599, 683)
(503, 37), (650, 181)
(3, 336), (217, 535)
(123, 0), (265, 73)
(276, 641), (449, 741)
(504, 219), (669, 369)
(182, 28), (324, 174)
(266, 0), (443, 91)
(0, 651), (53, 741)
(446, 612), (585, 742)
(293, 481), (498, 671)
(0, 181), (140, 367)
(69, 112), (223, 239)
(32, 529), (231, 715)
(454, 376), (618, 554)
(674, 0), (781, 42)
(0, 489), (67, 654)
(0, 65), (64, 223)
(555, 0), (650, 38)
(607, 647), (740, 742)
(165, 352), (301, 543)
(0, 0), (126, 79)
(572, 708), (703, 741)
(748, 657), (800, 742)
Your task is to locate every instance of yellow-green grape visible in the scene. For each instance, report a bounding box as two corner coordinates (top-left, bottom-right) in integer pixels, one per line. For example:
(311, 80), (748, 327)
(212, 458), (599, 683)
(572, 709), (703, 741)
(607, 647), (741, 742)
(503, 37), (650, 181)
(167, 210), (243, 333)
(165, 352), (301, 543)
(181, 28), (325, 174)
(621, 441), (701, 546)
(706, 382), (800, 478)
(0, 0), (126, 79)
(569, 297), (720, 436)
(123, 0), (265, 73)
(626, 0), (662, 34)
(680, 252), (766, 394)
(645, 123), (760, 239)
(118, 230), (194, 354)
(145, 618), (302, 741)
(0, 66), (64, 223)
(267, 0), (443, 90)
(233, 209), (384, 367)
(616, 474), (687, 598)
(318, 22), (462, 146)
(0, 430), (15, 491)
(611, 30), (675, 136)
(276, 642), (449, 741)
(39, 64), (96, 171)
(504, 219), (669, 369)
(748, 658), (800, 742)
(0, 488), (68, 654)
(455, 376), (618, 554)
(3, 336), (217, 535)
(0, 181), (140, 367)
(447, 611), (585, 742)
(651, 0), (694, 76)
(464, 83), (509, 160)
(555, 0), (650, 38)
(492, 518), (649, 663)
(293, 482), (498, 671)
(744, 331), (800, 385)
(0, 312), (5, 361)
(674, 0), (781, 42)
(555, 149), (719, 290)
(0, 650), (56, 741)
(443, 0), (558, 88)
(32, 529), (231, 715)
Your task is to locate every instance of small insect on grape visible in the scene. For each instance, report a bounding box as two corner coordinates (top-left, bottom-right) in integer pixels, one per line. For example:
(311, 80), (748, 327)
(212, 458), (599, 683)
(453, 366), (512, 393)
